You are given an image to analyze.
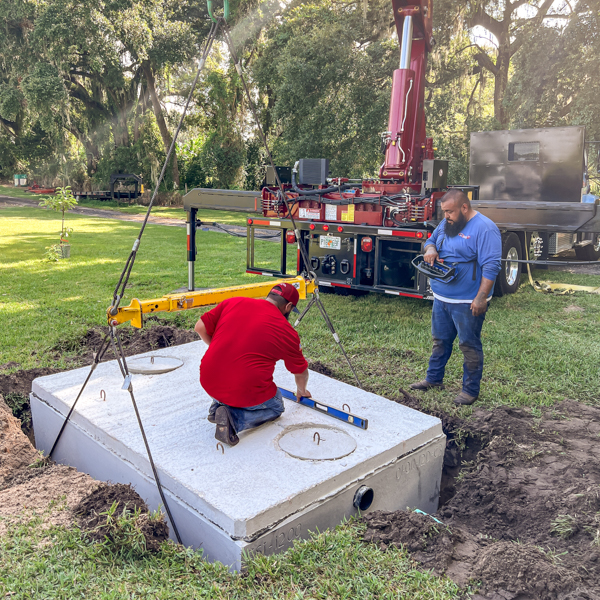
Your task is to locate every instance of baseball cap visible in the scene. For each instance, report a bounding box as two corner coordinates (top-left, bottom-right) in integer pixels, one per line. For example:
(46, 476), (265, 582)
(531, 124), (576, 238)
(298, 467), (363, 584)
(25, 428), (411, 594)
(270, 283), (300, 313)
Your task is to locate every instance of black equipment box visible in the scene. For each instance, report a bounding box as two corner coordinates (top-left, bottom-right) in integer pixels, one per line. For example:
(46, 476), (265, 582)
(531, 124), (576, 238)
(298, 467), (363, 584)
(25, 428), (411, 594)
(298, 159), (330, 186)
(265, 166), (292, 186)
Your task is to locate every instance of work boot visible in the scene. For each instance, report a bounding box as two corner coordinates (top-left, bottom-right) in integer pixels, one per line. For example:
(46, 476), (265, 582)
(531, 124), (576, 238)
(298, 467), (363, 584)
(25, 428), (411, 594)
(453, 391), (478, 406)
(215, 406), (239, 447)
(409, 380), (444, 391)
(207, 403), (218, 424)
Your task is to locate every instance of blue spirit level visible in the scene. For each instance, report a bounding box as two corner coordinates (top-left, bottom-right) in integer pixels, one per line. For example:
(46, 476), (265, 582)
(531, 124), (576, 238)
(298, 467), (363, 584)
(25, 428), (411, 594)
(278, 388), (369, 430)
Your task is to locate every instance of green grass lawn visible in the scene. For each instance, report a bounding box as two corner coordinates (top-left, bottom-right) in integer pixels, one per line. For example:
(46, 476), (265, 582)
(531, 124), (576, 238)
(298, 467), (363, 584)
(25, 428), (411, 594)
(75, 199), (255, 226)
(0, 515), (464, 599)
(2, 205), (600, 598)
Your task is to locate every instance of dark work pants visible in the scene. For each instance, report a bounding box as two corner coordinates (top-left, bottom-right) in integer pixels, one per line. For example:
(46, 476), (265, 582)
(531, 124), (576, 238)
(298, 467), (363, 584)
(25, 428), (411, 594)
(426, 299), (486, 397)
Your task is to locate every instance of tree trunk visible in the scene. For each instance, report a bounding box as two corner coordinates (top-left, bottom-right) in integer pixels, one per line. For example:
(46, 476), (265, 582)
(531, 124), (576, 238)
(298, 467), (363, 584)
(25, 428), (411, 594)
(494, 49), (511, 129)
(142, 62), (180, 188)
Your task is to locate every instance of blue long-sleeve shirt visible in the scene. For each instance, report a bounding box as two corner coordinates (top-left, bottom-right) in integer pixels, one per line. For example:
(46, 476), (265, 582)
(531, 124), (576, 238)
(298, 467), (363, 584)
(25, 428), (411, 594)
(424, 212), (502, 303)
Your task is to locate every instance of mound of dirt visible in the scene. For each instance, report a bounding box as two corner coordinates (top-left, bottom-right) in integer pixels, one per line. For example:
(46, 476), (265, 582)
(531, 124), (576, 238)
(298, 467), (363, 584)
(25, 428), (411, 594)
(74, 483), (169, 551)
(364, 397), (600, 598)
(363, 510), (479, 579)
(0, 464), (96, 535)
(472, 542), (582, 600)
(0, 394), (38, 484)
(0, 393), (97, 534)
(308, 361), (336, 377)
(62, 324), (199, 365)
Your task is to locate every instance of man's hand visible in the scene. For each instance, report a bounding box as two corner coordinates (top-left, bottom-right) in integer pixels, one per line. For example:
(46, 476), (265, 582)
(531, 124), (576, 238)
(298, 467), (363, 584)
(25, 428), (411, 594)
(470, 295), (488, 316)
(471, 276), (494, 316)
(423, 245), (439, 266)
(294, 368), (310, 401)
(296, 389), (312, 401)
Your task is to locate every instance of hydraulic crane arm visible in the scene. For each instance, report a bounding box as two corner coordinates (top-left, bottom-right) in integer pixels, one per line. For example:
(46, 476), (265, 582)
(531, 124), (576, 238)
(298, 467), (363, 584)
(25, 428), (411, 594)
(381, 0), (434, 185)
(107, 275), (317, 329)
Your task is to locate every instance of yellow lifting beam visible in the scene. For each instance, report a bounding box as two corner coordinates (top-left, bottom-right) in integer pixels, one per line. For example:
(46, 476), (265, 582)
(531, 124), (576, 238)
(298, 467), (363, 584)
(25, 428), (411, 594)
(107, 276), (317, 329)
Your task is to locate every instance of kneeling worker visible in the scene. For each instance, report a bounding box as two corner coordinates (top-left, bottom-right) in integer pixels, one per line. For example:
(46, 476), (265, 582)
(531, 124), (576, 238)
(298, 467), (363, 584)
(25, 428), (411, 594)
(410, 189), (501, 405)
(194, 283), (311, 446)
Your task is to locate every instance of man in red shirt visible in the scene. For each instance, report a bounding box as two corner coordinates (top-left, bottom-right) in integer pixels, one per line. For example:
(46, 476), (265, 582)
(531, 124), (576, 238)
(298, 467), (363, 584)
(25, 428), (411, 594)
(194, 282), (311, 446)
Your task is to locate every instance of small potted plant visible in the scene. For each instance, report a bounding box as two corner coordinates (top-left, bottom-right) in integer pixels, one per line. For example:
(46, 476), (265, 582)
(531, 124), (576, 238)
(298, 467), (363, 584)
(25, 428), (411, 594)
(39, 186), (78, 259)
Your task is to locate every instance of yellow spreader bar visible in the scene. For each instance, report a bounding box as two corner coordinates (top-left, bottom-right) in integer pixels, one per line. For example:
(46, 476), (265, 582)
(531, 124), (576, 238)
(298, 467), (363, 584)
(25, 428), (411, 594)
(107, 276), (317, 328)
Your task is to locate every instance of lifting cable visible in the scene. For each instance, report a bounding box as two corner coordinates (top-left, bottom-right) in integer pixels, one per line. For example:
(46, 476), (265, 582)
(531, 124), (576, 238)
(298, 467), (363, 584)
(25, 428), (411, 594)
(220, 21), (362, 388)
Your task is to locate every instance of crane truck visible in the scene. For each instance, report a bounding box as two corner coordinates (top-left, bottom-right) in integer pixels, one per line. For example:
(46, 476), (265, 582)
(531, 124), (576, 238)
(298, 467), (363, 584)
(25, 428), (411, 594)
(183, 0), (600, 300)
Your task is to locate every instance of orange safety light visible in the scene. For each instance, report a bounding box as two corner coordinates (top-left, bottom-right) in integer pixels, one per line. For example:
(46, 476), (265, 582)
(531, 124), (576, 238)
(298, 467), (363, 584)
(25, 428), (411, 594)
(286, 231), (297, 244)
(323, 225), (329, 231)
(337, 226), (343, 232)
(416, 231), (424, 238)
(247, 218), (253, 225)
(309, 224), (316, 230)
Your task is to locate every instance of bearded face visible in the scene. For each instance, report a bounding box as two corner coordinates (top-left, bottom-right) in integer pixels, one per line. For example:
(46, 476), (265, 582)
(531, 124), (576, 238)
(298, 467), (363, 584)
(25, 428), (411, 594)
(445, 211), (468, 237)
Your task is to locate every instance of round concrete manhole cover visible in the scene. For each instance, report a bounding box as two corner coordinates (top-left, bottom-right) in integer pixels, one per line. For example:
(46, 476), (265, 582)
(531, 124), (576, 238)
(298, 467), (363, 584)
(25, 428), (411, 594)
(127, 355), (184, 375)
(277, 424), (357, 461)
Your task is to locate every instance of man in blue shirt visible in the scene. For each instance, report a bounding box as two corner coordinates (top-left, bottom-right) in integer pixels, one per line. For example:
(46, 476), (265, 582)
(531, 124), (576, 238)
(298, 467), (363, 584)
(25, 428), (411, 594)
(410, 189), (502, 405)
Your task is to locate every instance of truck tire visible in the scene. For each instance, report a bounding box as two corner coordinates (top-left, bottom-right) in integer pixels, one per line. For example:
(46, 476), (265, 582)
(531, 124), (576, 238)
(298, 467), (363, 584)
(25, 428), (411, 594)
(495, 232), (522, 297)
(574, 234), (600, 261)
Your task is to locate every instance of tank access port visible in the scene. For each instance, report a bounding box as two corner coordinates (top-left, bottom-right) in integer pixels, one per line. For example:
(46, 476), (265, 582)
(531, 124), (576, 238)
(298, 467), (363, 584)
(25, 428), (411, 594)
(353, 486), (374, 511)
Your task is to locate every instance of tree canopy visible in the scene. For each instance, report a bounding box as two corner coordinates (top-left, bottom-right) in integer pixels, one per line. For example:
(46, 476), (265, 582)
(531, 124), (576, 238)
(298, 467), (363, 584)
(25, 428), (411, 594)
(0, 0), (597, 190)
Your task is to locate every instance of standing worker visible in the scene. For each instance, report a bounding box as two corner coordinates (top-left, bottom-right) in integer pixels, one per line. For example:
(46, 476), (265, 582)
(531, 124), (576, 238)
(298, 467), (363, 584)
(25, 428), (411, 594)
(194, 283), (311, 446)
(410, 189), (502, 405)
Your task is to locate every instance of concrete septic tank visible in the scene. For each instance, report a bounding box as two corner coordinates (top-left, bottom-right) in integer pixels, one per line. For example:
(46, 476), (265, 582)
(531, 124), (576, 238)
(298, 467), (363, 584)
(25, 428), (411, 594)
(31, 340), (445, 570)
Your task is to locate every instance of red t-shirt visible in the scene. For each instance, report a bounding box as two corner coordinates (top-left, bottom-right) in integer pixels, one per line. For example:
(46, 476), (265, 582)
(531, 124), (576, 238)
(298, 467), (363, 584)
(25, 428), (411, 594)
(199, 297), (308, 407)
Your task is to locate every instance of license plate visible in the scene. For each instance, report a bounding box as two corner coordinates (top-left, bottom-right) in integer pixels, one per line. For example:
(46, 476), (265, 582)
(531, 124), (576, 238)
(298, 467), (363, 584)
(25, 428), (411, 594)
(319, 235), (341, 250)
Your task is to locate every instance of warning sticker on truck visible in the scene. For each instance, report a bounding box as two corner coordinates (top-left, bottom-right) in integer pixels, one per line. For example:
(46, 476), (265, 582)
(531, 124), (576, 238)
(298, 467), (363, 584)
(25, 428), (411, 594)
(299, 208), (321, 219)
(325, 204), (338, 221)
(319, 235), (341, 250)
(341, 204), (355, 222)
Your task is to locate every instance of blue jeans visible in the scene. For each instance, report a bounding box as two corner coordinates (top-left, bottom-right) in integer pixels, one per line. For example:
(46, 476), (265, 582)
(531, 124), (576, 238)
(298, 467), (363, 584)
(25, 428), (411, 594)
(426, 299), (486, 397)
(208, 389), (285, 433)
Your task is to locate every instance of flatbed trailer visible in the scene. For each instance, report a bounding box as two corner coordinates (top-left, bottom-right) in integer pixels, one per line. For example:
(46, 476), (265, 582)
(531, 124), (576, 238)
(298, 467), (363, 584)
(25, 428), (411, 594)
(75, 173), (143, 203)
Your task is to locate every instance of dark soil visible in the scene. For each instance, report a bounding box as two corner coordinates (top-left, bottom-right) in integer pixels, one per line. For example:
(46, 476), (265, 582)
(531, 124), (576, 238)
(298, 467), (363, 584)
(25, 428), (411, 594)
(74, 483), (169, 551)
(0, 368), (60, 399)
(53, 323), (198, 365)
(364, 392), (600, 599)
(308, 361), (336, 378)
